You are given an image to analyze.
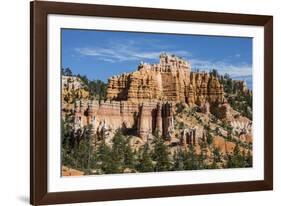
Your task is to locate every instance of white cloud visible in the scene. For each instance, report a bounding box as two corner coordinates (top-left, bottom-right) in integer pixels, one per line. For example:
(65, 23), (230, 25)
(75, 38), (251, 78)
(75, 39), (191, 63)
(189, 58), (252, 77)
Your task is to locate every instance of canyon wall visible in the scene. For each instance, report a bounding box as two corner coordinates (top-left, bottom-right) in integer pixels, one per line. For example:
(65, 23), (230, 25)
(64, 54), (232, 142)
(106, 53), (225, 106)
(73, 99), (174, 141)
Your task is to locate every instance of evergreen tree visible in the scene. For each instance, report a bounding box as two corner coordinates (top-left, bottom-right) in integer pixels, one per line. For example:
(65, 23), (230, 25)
(110, 131), (127, 173)
(213, 147), (221, 163)
(66, 124), (94, 174)
(123, 140), (137, 169)
(98, 140), (118, 174)
(173, 149), (187, 171)
(90, 148), (99, 173)
(226, 144), (246, 168)
(88, 80), (107, 100)
(64, 67), (73, 76)
(84, 124), (94, 174)
(61, 114), (78, 168)
(137, 143), (154, 172)
(207, 147), (221, 169)
(198, 142), (207, 169)
(245, 150), (253, 167)
(152, 137), (171, 172)
(209, 69), (219, 77)
(209, 159), (219, 169)
(184, 144), (198, 170)
(206, 132), (213, 145)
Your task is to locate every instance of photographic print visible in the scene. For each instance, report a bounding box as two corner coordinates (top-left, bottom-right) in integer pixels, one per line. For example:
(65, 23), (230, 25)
(61, 29), (253, 176)
(31, 2), (273, 204)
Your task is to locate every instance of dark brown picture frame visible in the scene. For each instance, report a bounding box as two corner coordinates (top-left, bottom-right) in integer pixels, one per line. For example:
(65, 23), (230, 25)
(30, 1), (273, 205)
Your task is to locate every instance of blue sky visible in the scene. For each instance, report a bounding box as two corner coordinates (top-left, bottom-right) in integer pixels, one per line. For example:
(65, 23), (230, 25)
(61, 29), (252, 88)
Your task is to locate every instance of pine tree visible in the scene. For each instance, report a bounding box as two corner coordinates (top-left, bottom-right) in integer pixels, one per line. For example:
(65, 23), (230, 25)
(84, 124), (94, 174)
(205, 131), (213, 145)
(111, 131), (127, 172)
(208, 147), (221, 169)
(226, 144), (246, 168)
(245, 150), (253, 167)
(209, 69), (219, 77)
(68, 124), (94, 174)
(64, 67), (73, 76)
(152, 137), (171, 172)
(213, 147), (221, 163)
(209, 159), (219, 169)
(98, 140), (118, 174)
(173, 149), (187, 171)
(184, 144), (198, 170)
(137, 143), (154, 172)
(90, 149), (99, 173)
(123, 140), (137, 169)
(61, 114), (80, 168)
(198, 142), (207, 169)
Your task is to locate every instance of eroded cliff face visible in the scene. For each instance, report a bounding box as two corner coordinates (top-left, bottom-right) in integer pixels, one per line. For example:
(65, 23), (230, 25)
(71, 99), (174, 142)
(106, 54), (224, 107)
(62, 53), (252, 150)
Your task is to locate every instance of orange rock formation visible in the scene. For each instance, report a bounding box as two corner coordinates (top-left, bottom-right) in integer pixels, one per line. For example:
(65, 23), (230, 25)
(67, 54), (231, 142)
(106, 53), (224, 106)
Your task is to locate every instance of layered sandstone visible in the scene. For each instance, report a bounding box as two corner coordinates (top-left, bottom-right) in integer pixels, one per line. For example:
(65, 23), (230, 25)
(62, 76), (89, 109)
(63, 53), (251, 147)
(106, 53), (224, 107)
(73, 99), (174, 141)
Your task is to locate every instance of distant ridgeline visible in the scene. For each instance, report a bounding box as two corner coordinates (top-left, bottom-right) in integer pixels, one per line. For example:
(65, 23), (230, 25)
(61, 53), (253, 175)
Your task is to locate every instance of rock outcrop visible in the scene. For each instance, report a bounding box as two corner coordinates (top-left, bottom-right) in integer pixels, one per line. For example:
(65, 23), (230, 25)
(62, 76), (89, 110)
(180, 128), (203, 146)
(63, 53), (250, 146)
(72, 99), (174, 141)
(62, 166), (84, 176)
(106, 53), (225, 106)
(212, 136), (236, 155)
(233, 80), (249, 94)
